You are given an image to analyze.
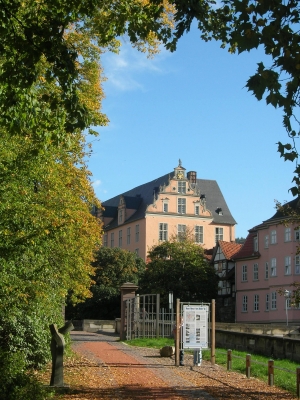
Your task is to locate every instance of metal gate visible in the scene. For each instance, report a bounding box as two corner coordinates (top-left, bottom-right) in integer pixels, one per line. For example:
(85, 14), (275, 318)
(125, 294), (175, 340)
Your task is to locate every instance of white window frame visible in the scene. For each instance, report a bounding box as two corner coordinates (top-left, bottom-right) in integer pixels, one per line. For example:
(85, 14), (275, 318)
(253, 237), (258, 252)
(178, 198), (186, 214)
(264, 235), (269, 248)
(253, 263), (258, 281)
(103, 233), (108, 247)
(118, 209), (123, 224)
(295, 255), (300, 275)
(242, 295), (248, 312)
(195, 204), (200, 215)
(163, 202), (168, 213)
(178, 224), (186, 241)
(270, 230), (277, 244)
(110, 232), (114, 248)
(215, 227), (223, 243)
(178, 181), (186, 194)
(118, 230), (122, 247)
(271, 258), (277, 276)
(285, 256), (291, 275)
(127, 227), (131, 245)
(285, 227), (291, 242)
(159, 223), (168, 241)
(135, 224), (139, 242)
(254, 294), (259, 311)
(195, 225), (203, 243)
(242, 265), (247, 282)
(271, 292), (277, 310)
(266, 294), (269, 311)
(265, 262), (269, 279)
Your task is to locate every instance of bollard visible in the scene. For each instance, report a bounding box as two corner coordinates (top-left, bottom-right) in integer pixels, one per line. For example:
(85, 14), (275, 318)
(246, 354), (251, 378)
(296, 367), (300, 398)
(268, 360), (274, 386)
(227, 349), (232, 371)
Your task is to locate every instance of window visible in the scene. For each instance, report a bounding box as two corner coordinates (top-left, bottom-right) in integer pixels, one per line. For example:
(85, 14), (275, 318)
(118, 230), (122, 247)
(253, 264), (258, 280)
(242, 295), (248, 312)
(295, 255), (300, 274)
(271, 292), (277, 310)
(215, 227), (223, 243)
(159, 223), (168, 241)
(127, 227), (131, 245)
(270, 230), (277, 244)
(295, 229), (300, 241)
(285, 227), (291, 242)
(178, 181), (186, 194)
(265, 262), (269, 279)
(264, 235), (269, 248)
(285, 256), (291, 275)
(254, 294), (259, 311)
(135, 248), (139, 256)
(118, 209), (123, 224)
(178, 198), (186, 214)
(110, 232), (114, 248)
(178, 224), (186, 241)
(195, 226), (203, 243)
(163, 202), (168, 213)
(266, 294), (269, 311)
(271, 258), (277, 276)
(254, 237), (258, 252)
(135, 224), (139, 242)
(195, 205), (200, 215)
(103, 234), (108, 247)
(242, 265), (247, 281)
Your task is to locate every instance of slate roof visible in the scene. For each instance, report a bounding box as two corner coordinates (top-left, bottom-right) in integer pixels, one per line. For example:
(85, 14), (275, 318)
(218, 241), (242, 260)
(102, 171), (236, 229)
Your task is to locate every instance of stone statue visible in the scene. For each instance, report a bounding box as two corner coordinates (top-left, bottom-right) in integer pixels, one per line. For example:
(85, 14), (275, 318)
(49, 321), (74, 387)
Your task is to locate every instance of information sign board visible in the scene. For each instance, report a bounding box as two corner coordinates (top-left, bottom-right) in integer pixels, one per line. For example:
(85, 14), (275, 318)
(182, 305), (209, 349)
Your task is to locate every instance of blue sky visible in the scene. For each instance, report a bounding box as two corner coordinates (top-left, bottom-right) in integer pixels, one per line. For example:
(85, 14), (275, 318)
(87, 24), (296, 239)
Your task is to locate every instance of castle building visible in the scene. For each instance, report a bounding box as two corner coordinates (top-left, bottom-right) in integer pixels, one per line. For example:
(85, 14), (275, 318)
(99, 161), (237, 261)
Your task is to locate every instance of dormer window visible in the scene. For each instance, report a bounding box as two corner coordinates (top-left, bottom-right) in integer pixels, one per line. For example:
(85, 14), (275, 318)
(118, 209), (123, 224)
(254, 236), (258, 252)
(216, 207), (223, 215)
(195, 205), (200, 215)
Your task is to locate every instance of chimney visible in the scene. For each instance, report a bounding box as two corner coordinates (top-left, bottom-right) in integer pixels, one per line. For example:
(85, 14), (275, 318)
(187, 171), (197, 184)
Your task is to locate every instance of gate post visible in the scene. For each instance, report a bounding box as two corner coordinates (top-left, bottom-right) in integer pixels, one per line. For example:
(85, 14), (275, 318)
(120, 282), (138, 340)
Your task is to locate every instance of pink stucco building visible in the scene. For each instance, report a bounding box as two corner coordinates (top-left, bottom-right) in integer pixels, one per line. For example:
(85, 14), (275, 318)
(98, 162), (237, 261)
(234, 197), (300, 324)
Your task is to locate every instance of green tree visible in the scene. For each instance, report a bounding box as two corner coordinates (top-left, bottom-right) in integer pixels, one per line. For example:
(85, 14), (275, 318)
(139, 240), (218, 306)
(67, 247), (146, 320)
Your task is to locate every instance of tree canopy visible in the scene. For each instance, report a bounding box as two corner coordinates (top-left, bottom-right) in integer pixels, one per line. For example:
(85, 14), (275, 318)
(139, 240), (218, 305)
(67, 247), (146, 320)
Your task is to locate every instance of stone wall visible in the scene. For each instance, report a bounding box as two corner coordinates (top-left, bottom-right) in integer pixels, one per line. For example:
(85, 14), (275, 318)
(216, 329), (300, 362)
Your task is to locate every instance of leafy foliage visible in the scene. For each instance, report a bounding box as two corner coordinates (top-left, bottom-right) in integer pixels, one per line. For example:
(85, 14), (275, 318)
(139, 240), (218, 306)
(66, 247), (146, 320)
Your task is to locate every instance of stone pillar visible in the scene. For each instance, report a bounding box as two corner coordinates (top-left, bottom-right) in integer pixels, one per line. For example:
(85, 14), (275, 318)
(120, 282), (138, 340)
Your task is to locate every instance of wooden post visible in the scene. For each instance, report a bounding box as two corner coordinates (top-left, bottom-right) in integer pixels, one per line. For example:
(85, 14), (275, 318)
(175, 298), (180, 367)
(211, 299), (215, 365)
(296, 367), (300, 398)
(246, 354), (251, 378)
(227, 349), (232, 371)
(268, 360), (274, 386)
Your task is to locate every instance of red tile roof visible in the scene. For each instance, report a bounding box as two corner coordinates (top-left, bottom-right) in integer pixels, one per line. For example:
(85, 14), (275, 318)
(232, 232), (259, 260)
(218, 241), (242, 260)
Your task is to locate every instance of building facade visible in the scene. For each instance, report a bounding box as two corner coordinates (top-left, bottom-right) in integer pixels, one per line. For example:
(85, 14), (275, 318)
(234, 197), (300, 324)
(211, 240), (242, 322)
(99, 162), (237, 261)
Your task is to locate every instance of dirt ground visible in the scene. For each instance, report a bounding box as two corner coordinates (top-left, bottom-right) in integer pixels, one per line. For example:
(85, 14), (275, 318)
(41, 331), (299, 400)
